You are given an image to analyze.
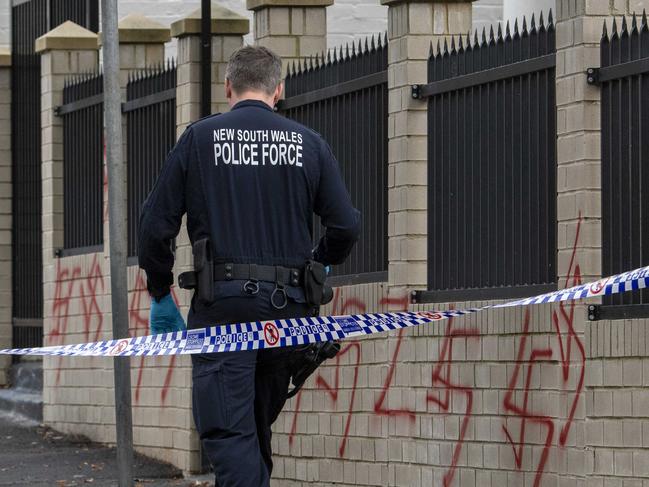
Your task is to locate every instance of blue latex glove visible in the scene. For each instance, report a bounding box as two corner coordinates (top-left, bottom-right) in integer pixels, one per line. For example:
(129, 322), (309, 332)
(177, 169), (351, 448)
(150, 294), (186, 335)
(325, 266), (331, 275)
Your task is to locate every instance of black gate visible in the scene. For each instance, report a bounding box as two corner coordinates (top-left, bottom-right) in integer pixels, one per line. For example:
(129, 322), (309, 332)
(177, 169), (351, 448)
(279, 36), (388, 284)
(57, 73), (104, 254)
(11, 0), (99, 348)
(124, 63), (177, 259)
(592, 14), (649, 319)
(413, 14), (557, 303)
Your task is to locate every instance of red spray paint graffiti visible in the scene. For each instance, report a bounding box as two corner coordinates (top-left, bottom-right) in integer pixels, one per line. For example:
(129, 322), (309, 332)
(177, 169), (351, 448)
(50, 256), (105, 385)
(49, 258), (178, 406)
(502, 310), (554, 487)
(287, 291), (482, 484)
(426, 313), (480, 487)
(500, 213), (586, 486)
(314, 342), (362, 457)
(373, 296), (416, 421)
(129, 270), (179, 405)
(289, 292), (417, 456)
(289, 289), (366, 454)
(50, 260), (82, 385)
(80, 256), (104, 343)
(553, 213), (586, 446)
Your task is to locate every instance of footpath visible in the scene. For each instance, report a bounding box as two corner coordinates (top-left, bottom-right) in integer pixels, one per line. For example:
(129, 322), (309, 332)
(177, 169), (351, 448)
(0, 412), (211, 487)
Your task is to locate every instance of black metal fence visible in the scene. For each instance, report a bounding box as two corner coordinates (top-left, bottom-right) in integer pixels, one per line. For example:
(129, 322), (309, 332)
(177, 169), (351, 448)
(412, 14), (557, 303)
(595, 14), (649, 317)
(11, 0), (99, 348)
(125, 63), (177, 258)
(279, 36), (389, 284)
(57, 73), (104, 253)
(49, 0), (99, 32)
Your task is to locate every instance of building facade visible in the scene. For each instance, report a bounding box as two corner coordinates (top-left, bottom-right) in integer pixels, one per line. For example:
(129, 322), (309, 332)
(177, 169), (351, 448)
(1, 0), (508, 49)
(4, 0), (649, 486)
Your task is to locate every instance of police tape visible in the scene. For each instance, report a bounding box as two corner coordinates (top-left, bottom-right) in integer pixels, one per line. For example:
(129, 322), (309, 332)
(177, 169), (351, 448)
(2, 265), (649, 358)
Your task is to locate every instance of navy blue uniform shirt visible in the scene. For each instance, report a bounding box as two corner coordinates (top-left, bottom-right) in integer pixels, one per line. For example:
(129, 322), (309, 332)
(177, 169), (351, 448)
(138, 99), (361, 296)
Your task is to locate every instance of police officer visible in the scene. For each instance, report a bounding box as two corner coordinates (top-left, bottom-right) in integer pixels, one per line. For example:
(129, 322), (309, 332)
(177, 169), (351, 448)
(138, 46), (360, 487)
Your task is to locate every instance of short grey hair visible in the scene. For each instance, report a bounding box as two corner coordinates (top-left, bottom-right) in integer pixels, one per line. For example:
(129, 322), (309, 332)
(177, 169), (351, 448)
(225, 45), (283, 96)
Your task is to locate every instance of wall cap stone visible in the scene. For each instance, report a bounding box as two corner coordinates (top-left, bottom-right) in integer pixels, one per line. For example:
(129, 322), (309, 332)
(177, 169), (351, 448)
(99, 14), (171, 45)
(171, 3), (249, 38)
(35, 21), (99, 53)
(0, 47), (10, 67)
(247, 0), (333, 10)
(380, 0), (475, 4)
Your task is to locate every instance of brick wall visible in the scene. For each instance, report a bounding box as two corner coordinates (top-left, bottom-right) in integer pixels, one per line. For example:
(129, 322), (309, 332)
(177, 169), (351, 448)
(587, 318), (649, 483)
(556, 0), (649, 486)
(28, 2), (649, 487)
(43, 253), (197, 470)
(270, 291), (589, 486)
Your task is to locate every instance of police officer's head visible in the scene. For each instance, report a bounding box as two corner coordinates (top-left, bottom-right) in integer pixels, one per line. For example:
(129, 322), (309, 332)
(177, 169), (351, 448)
(225, 46), (284, 109)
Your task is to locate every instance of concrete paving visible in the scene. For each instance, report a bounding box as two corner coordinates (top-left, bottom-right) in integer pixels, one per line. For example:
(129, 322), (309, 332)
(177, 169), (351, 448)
(0, 411), (213, 487)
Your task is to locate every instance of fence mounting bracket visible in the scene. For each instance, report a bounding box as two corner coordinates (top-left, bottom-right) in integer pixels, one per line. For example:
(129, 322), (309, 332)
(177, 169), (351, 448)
(586, 68), (600, 86)
(411, 85), (421, 100)
(587, 304), (600, 321)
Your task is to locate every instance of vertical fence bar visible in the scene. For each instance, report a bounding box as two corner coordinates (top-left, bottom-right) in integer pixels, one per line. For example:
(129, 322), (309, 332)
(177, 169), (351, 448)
(424, 12), (557, 300)
(280, 35), (388, 280)
(10, 0), (99, 347)
(61, 74), (103, 251)
(601, 15), (649, 308)
(126, 64), (177, 258)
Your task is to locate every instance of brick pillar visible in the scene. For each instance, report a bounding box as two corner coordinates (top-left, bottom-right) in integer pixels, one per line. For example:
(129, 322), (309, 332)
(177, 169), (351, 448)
(112, 13), (170, 88)
(170, 8), (247, 472)
(555, 2), (648, 480)
(382, 0), (474, 300)
(0, 47), (11, 385)
(248, 0), (332, 69)
(35, 22), (99, 341)
(171, 3), (249, 132)
(555, 1), (645, 286)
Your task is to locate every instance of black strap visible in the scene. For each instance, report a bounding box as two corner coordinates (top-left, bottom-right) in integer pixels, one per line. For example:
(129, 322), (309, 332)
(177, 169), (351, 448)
(213, 263), (302, 286)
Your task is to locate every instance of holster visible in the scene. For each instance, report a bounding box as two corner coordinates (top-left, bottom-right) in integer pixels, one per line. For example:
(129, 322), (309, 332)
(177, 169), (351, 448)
(178, 238), (214, 304)
(287, 341), (340, 399)
(304, 260), (333, 307)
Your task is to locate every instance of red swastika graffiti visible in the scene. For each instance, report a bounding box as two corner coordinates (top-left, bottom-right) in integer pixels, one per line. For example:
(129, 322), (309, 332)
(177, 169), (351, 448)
(553, 212), (586, 446)
(50, 256), (105, 385)
(426, 313), (480, 487)
(373, 296), (415, 420)
(502, 309), (554, 487)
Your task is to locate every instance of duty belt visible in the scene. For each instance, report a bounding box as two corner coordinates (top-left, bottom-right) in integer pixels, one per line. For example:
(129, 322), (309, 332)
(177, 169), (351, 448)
(214, 263), (303, 287)
(179, 263), (303, 289)
(178, 263), (304, 310)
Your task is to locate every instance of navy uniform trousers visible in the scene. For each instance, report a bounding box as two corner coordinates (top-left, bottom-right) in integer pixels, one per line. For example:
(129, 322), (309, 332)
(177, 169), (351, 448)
(188, 282), (311, 487)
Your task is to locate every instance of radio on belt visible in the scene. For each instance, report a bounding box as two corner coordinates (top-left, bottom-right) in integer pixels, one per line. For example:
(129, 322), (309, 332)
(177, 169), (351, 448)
(178, 238), (213, 304)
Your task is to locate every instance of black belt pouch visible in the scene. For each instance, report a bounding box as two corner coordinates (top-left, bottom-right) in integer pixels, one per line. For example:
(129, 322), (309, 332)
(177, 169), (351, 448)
(304, 261), (327, 306)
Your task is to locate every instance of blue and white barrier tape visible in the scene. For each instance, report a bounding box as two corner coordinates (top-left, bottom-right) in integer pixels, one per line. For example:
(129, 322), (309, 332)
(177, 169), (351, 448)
(2, 265), (648, 358)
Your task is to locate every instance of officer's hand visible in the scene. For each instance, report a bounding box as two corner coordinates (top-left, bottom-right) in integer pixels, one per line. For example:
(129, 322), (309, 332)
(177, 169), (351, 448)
(150, 294), (186, 335)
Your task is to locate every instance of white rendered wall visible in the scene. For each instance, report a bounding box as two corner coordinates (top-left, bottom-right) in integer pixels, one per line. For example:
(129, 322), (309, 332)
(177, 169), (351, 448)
(0, 0), (504, 52)
(0, 0), (9, 46)
(328, 0), (504, 47)
(116, 0), (503, 52)
(472, 0), (504, 34)
(503, 0), (555, 25)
